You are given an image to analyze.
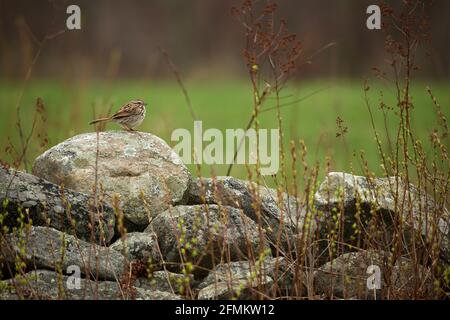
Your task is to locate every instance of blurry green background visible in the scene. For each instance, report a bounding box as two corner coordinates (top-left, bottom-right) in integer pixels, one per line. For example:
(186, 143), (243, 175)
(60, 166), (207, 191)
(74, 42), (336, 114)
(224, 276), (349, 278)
(0, 0), (449, 182)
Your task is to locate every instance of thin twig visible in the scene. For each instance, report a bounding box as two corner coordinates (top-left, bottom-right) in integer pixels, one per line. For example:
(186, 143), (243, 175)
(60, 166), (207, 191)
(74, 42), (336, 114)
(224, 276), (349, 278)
(159, 47), (198, 121)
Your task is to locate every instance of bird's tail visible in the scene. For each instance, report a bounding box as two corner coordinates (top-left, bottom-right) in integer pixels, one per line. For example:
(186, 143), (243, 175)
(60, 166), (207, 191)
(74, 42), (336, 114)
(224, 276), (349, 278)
(89, 117), (111, 125)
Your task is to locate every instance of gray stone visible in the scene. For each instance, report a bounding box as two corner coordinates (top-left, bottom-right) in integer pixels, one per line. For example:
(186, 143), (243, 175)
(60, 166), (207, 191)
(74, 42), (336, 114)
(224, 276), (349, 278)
(136, 289), (182, 300)
(197, 259), (272, 299)
(198, 280), (273, 300)
(183, 177), (315, 250)
(110, 232), (161, 266)
(32, 131), (191, 231)
(145, 205), (269, 275)
(0, 167), (115, 244)
(135, 270), (190, 295)
(1, 226), (126, 281)
(314, 172), (450, 262)
(314, 251), (435, 299)
(0, 269), (181, 300)
(197, 256), (305, 299)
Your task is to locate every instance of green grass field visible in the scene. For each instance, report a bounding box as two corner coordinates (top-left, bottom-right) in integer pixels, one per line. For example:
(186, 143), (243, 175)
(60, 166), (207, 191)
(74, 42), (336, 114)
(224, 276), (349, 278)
(1, 79), (448, 184)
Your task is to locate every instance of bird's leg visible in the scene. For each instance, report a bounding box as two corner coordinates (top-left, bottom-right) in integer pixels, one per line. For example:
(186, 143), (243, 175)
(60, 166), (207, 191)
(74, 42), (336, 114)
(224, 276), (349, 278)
(126, 125), (140, 136)
(121, 124), (134, 132)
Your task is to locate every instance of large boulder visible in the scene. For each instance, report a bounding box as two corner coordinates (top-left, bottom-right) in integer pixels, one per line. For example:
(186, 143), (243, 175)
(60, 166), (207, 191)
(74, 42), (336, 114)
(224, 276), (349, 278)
(1, 226), (126, 281)
(314, 172), (450, 262)
(32, 131), (191, 231)
(0, 167), (115, 244)
(314, 251), (435, 299)
(0, 269), (181, 300)
(145, 205), (269, 276)
(183, 177), (315, 251)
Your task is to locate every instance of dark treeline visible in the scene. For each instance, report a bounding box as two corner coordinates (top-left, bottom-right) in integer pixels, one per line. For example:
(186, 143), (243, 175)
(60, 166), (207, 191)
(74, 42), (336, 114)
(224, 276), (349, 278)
(0, 0), (449, 80)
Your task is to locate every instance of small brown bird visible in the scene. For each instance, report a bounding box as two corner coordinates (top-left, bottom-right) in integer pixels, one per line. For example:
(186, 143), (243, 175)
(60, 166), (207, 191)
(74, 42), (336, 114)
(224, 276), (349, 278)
(89, 99), (147, 131)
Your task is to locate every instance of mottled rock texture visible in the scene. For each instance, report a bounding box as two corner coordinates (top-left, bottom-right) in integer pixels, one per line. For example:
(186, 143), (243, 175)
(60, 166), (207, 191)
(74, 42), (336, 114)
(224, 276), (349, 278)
(146, 204), (269, 276)
(32, 131), (191, 231)
(184, 177), (315, 250)
(314, 172), (450, 262)
(110, 232), (161, 267)
(134, 271), (190, 295)
(197, 256), (304, 299)
(314, 251), (435, 299)
(0, 167), (115, 243)
(0, 270), (181, 300)
(1, 226), (126, 281)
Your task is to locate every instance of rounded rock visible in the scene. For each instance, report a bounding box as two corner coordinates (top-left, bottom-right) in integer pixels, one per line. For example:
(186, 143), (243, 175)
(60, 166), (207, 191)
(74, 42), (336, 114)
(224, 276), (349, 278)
(32, 131), (191, 230)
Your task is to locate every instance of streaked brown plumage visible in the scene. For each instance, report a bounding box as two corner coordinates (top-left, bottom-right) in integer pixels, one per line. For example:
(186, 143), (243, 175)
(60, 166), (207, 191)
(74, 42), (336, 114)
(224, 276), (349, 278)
(89, 99), (147, 131)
